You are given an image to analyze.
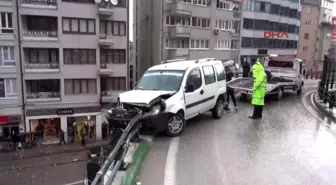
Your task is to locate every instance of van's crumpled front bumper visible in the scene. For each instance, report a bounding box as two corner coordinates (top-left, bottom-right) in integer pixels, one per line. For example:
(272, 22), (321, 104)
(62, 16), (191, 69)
(105, 106), (171, 133)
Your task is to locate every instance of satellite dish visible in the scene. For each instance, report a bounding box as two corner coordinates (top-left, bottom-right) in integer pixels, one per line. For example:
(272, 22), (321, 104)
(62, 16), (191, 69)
(111, 0), (118, 5)
(105, 0), (109, 2)
(94, 0), (101, 3)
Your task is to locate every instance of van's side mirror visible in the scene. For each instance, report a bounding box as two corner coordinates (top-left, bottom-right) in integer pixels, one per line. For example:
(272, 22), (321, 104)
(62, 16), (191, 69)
(185, 85), (194, 93)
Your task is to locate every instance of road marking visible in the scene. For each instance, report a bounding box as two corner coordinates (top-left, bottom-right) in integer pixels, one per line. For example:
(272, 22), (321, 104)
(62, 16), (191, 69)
(62, 180), (84, 185)
(163, 137), (179, 185)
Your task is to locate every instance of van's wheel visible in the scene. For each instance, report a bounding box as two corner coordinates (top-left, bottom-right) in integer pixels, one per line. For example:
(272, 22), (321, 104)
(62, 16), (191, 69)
(165, 112), (185, 137)
(212, 97), (225, 119)
(276, 87), (283, 100)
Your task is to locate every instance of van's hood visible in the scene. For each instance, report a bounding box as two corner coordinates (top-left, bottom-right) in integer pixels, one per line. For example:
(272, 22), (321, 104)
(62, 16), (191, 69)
(119, 90), (175, 104)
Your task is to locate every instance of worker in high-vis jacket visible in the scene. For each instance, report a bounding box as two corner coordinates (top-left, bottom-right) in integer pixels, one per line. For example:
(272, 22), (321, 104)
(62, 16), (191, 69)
(249, 58), (267, 119)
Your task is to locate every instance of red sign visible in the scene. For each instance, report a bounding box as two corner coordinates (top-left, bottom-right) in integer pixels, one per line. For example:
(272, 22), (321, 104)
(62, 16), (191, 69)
(264, 31), (289, 39)
(0, 116), (8, 125)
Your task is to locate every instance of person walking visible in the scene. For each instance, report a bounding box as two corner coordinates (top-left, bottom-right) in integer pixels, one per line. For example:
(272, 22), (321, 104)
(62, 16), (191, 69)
(81, 127), (86, 146)
(242, 60), (251, 77)
(249, 59), (267, 119)
(224, 66), (237, 111)
(59, 129), (66, 145)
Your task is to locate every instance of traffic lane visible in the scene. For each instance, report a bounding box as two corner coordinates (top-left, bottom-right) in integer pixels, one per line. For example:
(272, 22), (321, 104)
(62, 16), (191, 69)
(0, 160), (86, 185)
(176, 90), (336, 185)
(0, 150), (88, 171)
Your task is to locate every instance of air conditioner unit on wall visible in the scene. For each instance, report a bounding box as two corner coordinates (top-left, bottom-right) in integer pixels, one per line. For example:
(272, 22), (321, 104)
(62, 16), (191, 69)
(213, 29), (219, 35)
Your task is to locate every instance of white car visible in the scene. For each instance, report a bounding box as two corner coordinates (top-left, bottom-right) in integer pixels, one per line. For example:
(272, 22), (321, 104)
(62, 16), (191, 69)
(111, 58), (227, 137)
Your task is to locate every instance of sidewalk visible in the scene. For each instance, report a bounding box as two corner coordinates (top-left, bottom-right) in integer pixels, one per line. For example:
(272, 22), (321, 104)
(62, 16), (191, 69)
(0, 140), (107, 162)
(313, 92), (336, 119)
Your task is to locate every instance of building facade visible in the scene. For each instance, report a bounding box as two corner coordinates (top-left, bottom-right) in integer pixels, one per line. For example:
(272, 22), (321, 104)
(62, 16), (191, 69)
(0, 0), (129, 144)
(298, 0), (334, 71)
(240, 0), (301, 65)
(134, 0), (243, 79)
(0, 0), (23, 137)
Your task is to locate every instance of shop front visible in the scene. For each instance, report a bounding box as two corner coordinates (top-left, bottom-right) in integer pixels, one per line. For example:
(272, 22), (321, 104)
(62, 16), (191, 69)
(0, 115), (22, 137)
(25, 106), (103, 145)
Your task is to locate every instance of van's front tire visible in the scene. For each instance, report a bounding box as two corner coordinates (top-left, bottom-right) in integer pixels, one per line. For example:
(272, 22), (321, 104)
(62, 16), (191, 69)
(212, 98), (225, 119)
(165, 112), (185, 137)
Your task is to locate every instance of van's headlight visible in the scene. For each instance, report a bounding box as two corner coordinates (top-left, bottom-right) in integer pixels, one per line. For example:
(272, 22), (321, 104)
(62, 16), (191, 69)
(150, 102), (166, 115)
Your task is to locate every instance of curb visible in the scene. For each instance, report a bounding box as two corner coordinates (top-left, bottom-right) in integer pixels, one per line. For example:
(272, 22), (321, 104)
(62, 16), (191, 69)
(122, 140), (151, 185)
(312, 91), (336, 121)
(0, 143), (105, 162)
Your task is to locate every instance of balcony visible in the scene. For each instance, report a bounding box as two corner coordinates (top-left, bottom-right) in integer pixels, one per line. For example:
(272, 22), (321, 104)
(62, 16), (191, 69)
(170, 2), (191, 16)
(26, 79), (61, 102)
(21, 0), (57, 9)
(22, 16), (58, 41)
(101, 90), (123, 103)
(98, 2), (114, 15)
(169, 26), (191, 38)
(25, 63), (59, 72)
(99, 34), (114, 45)
(168, 48), (189, 58)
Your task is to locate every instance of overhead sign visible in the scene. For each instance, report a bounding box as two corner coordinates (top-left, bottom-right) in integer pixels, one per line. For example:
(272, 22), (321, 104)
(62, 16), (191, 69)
(264, 31), (289, 39)
(57, 108), (74, 115)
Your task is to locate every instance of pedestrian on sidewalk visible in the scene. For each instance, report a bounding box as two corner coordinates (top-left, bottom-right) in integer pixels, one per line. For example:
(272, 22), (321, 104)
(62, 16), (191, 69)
(249, 59), (267, 119)
(242, 60), (250, 77)
(81, 127), (86, 146)
(224, 66), (237, 111)
(59, 129), (66, 145)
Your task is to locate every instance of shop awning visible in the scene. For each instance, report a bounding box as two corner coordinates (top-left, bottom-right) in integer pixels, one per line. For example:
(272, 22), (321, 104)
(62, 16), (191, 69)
(0, 116), (8, 125)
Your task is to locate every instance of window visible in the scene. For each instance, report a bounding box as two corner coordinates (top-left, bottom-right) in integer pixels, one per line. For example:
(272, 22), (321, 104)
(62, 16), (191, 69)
(62, 17), (95, 34)
(305, 20), (310, 26)
(304, 33), (309, 40)
(166, 16), (191, 26)
(165, 39), (190, 49)
(0, 12), (13, 33)
(111, 21), (126, 36)
(0, 46), (15, 66)
(26, 48), (58, 64)
(192, 0), (211, 6)
(202, 66), (216, 85)
(100, 49), (126, 64)
(268, 60), (294, 68)
(242, 37), (297, 49)
(0, 78), (17, 98)
(101, 77), (127, 91)
(303, 46), (307, 51)
(216, 20), (232, 30)
(63, 49), (96, 64)
(190, 39), (209, 49)
(214, 63), (225, 81)
(215, 40), (231, 50)
(186, 68), (202, 91)
(191, 17), (210, 28)
(64, 79), (96, 94)
(217, 0), (232, 10)
(231, 40), (239, 49)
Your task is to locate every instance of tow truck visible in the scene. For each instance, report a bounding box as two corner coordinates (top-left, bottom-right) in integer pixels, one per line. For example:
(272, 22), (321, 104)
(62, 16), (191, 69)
(228, 54), (304, 100)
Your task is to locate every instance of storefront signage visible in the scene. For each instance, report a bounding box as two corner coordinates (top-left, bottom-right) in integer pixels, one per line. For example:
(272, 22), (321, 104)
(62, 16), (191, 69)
(57, 108), (74, 115)
(0, 116), (8, 125)
(332, 17), (336, 25)
(264, 31), (288, 39)
(0, 115), (21, 124)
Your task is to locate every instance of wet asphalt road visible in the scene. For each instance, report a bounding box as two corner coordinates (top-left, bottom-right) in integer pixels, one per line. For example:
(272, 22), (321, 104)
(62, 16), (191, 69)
(0, 151), (87, 185)
(139, 80), (336, 185)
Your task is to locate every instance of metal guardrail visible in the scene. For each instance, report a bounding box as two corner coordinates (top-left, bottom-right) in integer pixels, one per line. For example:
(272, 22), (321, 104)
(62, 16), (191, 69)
(318, 55), (336, 109)
(90, 109), (142, 185)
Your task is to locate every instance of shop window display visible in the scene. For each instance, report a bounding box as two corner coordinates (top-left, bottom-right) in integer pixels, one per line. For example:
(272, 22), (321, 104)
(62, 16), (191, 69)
(67, 115), (96, 141)
(30, 118), (60, 144)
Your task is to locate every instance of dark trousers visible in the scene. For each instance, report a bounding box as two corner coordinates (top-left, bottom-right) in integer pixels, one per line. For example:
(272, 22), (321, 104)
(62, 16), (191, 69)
(81, 137), (86, 146)
(226, 87), (237, 107)
(252, 105), (263, 118)
(59, 136), (66, 145)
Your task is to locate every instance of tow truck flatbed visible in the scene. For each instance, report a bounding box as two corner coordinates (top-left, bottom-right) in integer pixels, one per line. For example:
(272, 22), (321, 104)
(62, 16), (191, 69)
(227, 77), (299, 95)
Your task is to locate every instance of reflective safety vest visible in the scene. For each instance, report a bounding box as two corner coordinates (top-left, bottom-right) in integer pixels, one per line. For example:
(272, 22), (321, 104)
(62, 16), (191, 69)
(251, 61), (267, 106)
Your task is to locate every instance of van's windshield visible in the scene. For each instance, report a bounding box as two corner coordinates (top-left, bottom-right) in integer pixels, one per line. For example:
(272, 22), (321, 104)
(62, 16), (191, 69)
(267, 60), (294, 68)
(135, 70), (185, 91)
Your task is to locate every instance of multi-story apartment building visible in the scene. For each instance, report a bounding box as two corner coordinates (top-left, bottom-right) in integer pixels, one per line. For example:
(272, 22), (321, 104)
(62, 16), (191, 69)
(0, 1), (23, 137)
(298, 0), (334, 71)
(17, 0), (128, 144)
(240, 0), (301, 65)
(134, 0), (243, 79)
